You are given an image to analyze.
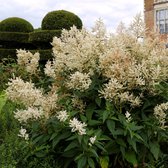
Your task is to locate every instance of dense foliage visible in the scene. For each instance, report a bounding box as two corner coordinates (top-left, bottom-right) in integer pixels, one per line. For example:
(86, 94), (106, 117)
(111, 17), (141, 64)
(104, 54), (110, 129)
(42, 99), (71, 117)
(29, 30), (62, 43)
(0, 17), (34, 33)
(0, 32), (29, 43)
(3, 20), (168, 168)
(41, 10), (83, 30)
(29, 30), (62, 49)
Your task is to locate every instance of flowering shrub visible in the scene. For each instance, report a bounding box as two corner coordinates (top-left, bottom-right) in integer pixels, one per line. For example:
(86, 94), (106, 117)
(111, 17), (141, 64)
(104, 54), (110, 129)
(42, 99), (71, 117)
(6, 20), (168, 167)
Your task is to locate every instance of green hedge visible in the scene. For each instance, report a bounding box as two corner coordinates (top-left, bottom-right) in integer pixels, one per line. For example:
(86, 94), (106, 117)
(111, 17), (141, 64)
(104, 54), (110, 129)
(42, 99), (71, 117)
(30, 49), (53, 61)
(0, 49), (17, 60)
(0, 49), (52, 61)
(0, 32), (36, 49)
(42, 10), (82, 30)
(29, 30), (62, 43)
(0, 32), (29, 43)
(0, 17), (34, 33)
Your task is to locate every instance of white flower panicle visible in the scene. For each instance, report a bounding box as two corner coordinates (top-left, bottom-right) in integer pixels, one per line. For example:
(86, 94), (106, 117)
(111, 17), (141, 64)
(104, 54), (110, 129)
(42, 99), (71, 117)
(125, 111), (132, 122)
(41, 92), (58, 117)
(18, 127), (29, 140)
(44, 61), (56, 78)
(51, 26), (103, 75)
(89, 136), (97, 146)
(17, 49), (40, 74)
(6, 77), (43, 107)
(14, 107), (44, 123)
(69, 118), (87, 135)
(100, 79), (141, 107)
(100, 78), (123, 100)
(56, 110), (69, 122)
(66, 71), (92, 92)
(154, 102), (168, 129)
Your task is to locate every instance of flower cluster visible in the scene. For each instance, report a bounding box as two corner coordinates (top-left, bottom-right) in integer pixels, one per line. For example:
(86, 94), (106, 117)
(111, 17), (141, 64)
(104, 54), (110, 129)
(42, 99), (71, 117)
(125, 111), (132, 123)
(6, 77), (58, 121)
(44, 61), (56, 78)
(14, 107), (44, 123)
(56, 110), (69, 122)
(66, 71), (92, 92)
(89, 136), (97, 146)
(17, 49), (40, 74)
(69, 118), (87, 135)
(18, 127), (29, 140)
(6, 77), (43, 107)
(154, 102), (168, 129)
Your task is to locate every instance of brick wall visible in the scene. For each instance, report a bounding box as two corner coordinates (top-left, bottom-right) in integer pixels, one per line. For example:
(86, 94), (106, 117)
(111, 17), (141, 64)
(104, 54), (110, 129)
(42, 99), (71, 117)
(144, 0), (168, 40)
(144, 0), (154, 33)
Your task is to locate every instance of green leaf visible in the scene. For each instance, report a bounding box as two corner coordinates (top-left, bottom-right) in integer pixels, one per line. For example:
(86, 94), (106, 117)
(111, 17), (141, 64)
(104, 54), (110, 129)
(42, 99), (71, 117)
(100, 156), (109, 168)
(113, 129), (124, 136)
(127, 137), (137, 153)
(88, 148), (99, 158)
(149, 141), (160, 160)
(116, 138), (126, 147)
(0, 91), (7, 112)
(50, 132), (58, 141)
(33, 135), (44, 144)
(103, 110), (110, 123)
(95, 97), (102, 107)
(66, 135), (77, 141)
(62, 149), (78, 158)
(104, 141), (120, 154)
(130, 124), (143, 131)
(125, 150), (138, 167)
(52, 131), (71, 148)
(77, 156), (87, 168)
(133, 133), (144, 142)
(80, 114), (87, 122)
(77, 135), (83, 144)
(64, 141), (78, 152)
(106, 119), (115, 134)
(86, 104), (96, 121)
(35, 151), (46, 158)
(88, 120), (101, 126)
(88, 158), (95, 168)
(106, 101), (115, 112)
(95, 142), (106, 152)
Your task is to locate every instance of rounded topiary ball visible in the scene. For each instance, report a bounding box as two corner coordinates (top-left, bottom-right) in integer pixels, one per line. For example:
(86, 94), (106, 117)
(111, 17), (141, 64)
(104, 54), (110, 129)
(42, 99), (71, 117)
(0, 17), (34, 33)
(41, 10), (82, 30)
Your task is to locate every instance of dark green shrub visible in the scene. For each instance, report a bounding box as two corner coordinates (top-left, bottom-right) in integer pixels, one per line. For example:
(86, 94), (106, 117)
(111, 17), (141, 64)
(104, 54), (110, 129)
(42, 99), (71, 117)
(30, 49), (53, 61)
(0, 49), (16, 59)
(29, 30), (62, 49)
(0, 17), (34, 33)
(0, 49), (52, 61)
(41, 10), (82, 30)
(29, 30), (62, 43)
(0, 32), (29, 43)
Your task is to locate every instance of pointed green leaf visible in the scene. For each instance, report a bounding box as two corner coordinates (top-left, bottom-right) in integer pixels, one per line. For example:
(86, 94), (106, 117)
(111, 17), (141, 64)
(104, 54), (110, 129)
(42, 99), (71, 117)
(125, 150), (138, 167)
(0, 91), (7, 112)
(100, 156), (109, 168)
(103, 110), (110, 123)
(64, 141), (78, 152)
(88, 158), (95, 168)
(95, 97), (102, 107)
(106, 119), (115, 134)
(149, 141), (160, 160)
(77, 156), (87, 168)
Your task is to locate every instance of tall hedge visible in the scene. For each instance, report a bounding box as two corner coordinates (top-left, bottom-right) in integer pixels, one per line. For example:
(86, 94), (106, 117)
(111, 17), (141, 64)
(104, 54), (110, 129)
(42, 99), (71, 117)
(41, 10), (82, 30)
(0, 17), (34, 33)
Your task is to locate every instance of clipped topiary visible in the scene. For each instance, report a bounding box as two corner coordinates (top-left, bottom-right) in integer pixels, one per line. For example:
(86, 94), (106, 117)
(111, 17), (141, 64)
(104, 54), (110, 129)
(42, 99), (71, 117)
(41, 10), (82, 30)
(29, 30), (62, 49)
(0, 17), (34, 33)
